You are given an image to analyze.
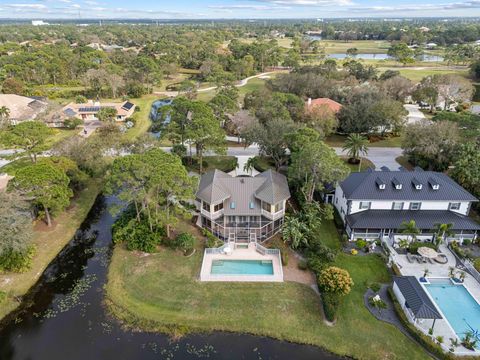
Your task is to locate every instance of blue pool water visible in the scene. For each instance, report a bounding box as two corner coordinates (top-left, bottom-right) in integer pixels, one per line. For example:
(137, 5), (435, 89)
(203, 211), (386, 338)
(425, 280), (480, 338)
(211, 260), (274, 275)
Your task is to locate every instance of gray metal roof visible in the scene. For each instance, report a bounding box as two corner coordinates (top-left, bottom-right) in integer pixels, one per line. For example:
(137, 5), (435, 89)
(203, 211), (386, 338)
(393, 276), (442, 320)
(196, 169), (290, 215)
(340, 170), (477, 202)
(346, 210), (480, 231)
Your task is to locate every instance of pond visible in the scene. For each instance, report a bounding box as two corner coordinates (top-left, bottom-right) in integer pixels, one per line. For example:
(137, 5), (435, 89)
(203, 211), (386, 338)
(328, 53), (444, 62)
(0, 195), (344, 360)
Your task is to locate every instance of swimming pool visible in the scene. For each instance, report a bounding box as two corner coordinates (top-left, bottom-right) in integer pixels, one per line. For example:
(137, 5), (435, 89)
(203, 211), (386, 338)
(425, 280), (480, 339)
(211, 260), (274, 275)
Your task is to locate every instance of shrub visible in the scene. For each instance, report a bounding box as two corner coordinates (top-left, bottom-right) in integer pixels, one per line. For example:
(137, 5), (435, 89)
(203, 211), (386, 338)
(112, 210), (165, 253)
(322, 292), (340, 322)
(75, 95), (87, 103)
(474, 258), (480, 273)
(307, 253), (327, 274)
(174, 233), (195, 252)
(281, 250), (289, 266)
(351, 249), (358, 255)
(0, 291), (6, 304)
(0, 245), (35, 272)
(297, 259), (308, 270)
(356, 239), (367, 250)
(409, 241), (436, 255)
(318, 266), (354, 295)
(367, 282), (381, 292)
(172, 144), (187, 158)
(463, 239), (472, 246)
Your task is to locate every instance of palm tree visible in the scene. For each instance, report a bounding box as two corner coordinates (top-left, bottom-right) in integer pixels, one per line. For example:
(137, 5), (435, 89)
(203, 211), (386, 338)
(0, 106), (10, 128)
(400, 220), (420, 243)
(433, 223), (454, 250)
(281, 215), (309, 249)
(342, 133), (369, 171)
(243, 157), (257, 175)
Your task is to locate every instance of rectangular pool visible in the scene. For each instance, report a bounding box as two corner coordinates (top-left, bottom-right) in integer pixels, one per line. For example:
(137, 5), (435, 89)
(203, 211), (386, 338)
(425, 280), (480, 338)
(211, 260), (274, 275)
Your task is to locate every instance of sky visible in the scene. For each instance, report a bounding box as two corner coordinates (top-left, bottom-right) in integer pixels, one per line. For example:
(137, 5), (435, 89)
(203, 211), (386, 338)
(0, 0), (480, 19)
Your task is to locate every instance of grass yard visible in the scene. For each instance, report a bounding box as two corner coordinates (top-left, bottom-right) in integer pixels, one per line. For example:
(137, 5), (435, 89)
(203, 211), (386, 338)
(0, 177), (103, 321)
(105, 218), (428, 359)
(378, 67), (469, 83)
(325, 134), (402, 148)
(341, 156), (375, 172)
(319, 40), (391, 54)
(183, 155), (238, 174)
(123, 94), (157, 141)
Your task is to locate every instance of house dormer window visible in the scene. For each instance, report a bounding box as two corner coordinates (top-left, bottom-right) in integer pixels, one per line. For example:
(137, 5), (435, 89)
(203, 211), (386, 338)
(392, 177), (402, 190)
(449, 202), (461, 210)
(412, 177), (422, 190)
(410, 202), (421, 210)
(375, 177), (386, 190)
(428, 177), (440, 190)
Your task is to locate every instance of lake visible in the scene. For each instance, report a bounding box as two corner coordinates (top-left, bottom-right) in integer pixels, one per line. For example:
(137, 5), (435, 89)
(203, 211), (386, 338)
(0, 195), (344, 360)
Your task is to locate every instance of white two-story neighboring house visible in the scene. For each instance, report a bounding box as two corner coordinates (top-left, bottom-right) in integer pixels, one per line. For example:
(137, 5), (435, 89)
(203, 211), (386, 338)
(334, 168), (480, 242)
(196, 169), (290, 243)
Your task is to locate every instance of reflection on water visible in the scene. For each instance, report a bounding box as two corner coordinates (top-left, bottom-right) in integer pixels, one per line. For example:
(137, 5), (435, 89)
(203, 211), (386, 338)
(0, 195), (343, 360)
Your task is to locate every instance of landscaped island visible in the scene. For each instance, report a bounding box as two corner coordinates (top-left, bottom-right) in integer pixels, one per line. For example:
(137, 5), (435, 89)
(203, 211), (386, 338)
(106, 219), (428, 360)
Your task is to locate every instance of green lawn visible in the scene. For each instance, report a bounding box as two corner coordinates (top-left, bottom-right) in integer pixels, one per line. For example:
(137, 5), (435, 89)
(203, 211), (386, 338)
(325, 134), (402, 148)
(379, 67), (469, 83)
(183, 156), (238, 174)
(0, 177), (103, 321)
(105, 219), (428, 359)
(341, 156), (375, 172)
(123, 94), (157, 141)
(319, 40), (391, 55)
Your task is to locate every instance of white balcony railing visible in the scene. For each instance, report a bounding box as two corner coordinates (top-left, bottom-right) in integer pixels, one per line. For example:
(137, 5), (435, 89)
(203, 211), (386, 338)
(261, 209), (284, 220)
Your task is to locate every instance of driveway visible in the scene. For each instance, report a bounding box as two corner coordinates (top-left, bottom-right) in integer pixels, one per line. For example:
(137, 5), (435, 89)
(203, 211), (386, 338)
(333, 147), (403, 170)
(404, 104), (426, 124)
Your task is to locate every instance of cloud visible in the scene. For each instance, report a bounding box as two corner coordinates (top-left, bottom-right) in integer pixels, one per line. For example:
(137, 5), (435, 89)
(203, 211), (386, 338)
(248, 0), (353, 6)
(208, 4), (291, 11)
(350, 0), (480, 13)
(4, 3), (48, 9)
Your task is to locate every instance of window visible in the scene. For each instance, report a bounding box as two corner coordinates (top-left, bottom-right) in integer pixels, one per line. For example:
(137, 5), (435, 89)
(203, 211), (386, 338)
(359, 202), (371, 210)
(249, 202), (255, 209)
(230, 202), (236, 209)
(392, 202), (404, 210)
(410, 202), (421, 210)
(274, 202), (284, 212)
(213, 202), (223, 212)
(449, 202), (461, 211)
(202, 202), (210, 212)
(262, 202), (271, 212)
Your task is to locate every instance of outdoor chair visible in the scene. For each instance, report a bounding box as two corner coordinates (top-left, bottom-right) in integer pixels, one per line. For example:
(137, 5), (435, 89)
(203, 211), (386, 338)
(427, 258), (435, 264)
(406, 253), (414, 263)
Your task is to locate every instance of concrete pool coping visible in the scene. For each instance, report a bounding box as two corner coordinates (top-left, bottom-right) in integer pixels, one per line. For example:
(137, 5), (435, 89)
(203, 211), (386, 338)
(199, 244), (283, 282)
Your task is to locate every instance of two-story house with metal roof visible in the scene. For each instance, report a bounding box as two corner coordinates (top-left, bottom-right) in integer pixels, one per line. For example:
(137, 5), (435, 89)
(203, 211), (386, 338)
(334, 168), (480, 242)
(196, 169), (291, 243)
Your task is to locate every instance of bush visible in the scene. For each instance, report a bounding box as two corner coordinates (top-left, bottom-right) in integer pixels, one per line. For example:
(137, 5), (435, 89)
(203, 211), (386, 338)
(174, 233), (195, 252)
(474, 258), (480, 272)
(112, 210), (165, 253)
(463, 239), (472, 246)
(367, 282), (381, 292)
(172, 144), (187, 158)
(75, 95), (87, 103)
(297, 259), (308, 270)
(307, 253), (327, 274)
(281, 250), (289, 266)
(0, 246), (35, 272)
(356, 239), (367, 250)
(63, 117), (83, 130)
(409, 241), (436, 255)
(0, 291), (6, 304)
(322, 292), (340, 322)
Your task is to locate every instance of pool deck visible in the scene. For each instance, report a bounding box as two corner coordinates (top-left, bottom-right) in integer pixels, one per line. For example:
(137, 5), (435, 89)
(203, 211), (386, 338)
(199, 244), (284, 282)
(390, 243), (480, 355)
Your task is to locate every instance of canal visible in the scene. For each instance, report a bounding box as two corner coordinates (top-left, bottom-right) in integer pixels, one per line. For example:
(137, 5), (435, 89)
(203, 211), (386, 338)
(0, 195), (344, 360)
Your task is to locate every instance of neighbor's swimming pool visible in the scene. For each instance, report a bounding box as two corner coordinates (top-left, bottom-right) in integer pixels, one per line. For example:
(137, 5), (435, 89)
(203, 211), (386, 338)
(425, 279), (480, 339)
(211, 260), (274, 275)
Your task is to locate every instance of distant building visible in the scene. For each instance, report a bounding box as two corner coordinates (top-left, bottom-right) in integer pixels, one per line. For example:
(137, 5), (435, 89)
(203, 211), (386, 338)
(419, 26), (430, 32)
(61, 100), (136, 122)
(305, 97), (343, 114)
(425, 42), (438, 49)
(0, 94), (48, 125)
(32, 20), (49, 26)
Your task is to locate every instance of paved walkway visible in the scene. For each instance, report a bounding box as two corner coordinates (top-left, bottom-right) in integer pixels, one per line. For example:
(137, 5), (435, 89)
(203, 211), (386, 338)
(404, 104), (427, 124)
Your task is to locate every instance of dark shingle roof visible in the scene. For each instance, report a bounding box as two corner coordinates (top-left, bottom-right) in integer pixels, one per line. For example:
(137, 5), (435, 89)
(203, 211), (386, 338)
(393, 276), (442, 319)
(346, 210), (480, 230)
(196, 169), (290, 215)
(340, 170), (477, 202)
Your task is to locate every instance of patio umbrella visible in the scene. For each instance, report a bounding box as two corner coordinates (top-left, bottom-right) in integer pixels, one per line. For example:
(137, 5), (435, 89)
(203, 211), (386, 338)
(417, 247), (438, 259)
